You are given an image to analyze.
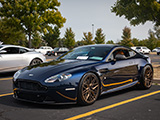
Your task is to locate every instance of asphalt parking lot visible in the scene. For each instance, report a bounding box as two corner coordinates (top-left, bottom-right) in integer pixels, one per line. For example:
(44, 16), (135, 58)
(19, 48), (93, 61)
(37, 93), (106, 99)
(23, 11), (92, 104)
(0, 53), (160, 120)
(0, 77), (160, 120)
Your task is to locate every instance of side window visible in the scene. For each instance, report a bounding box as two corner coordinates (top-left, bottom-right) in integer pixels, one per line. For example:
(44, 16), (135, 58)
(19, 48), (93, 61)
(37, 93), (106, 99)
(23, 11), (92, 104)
(108, 54), (114, 61)
(61, 48), (65, 51)
(113, 49), (127, 59)
(108, 48), (131, 61)
(19, 48), (28, 54)
(3, 47), (19, 54)
(128, 49), (136, 57)
(59, 48), (62, 51)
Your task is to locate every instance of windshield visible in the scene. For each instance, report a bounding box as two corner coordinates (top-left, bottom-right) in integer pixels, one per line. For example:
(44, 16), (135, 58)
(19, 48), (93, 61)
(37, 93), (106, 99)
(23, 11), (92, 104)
(53, 48), (59, 51)
(60, 46), (112, 61)
(0, 45), (3, 49)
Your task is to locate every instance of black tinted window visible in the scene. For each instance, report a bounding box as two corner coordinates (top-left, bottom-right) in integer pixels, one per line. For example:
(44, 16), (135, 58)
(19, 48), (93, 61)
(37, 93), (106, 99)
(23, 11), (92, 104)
(20, 48), (28, 53)
(136, 47), (141, 49)
(3, 47), (19, 54)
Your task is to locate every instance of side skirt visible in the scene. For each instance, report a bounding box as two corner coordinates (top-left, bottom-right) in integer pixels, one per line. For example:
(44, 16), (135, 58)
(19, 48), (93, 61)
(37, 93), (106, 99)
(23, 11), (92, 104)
(101, 81), (138, 95)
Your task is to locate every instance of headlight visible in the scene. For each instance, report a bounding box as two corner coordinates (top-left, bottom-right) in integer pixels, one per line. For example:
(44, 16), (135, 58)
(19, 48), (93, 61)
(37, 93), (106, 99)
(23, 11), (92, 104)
(13, 70), (21, 81)
(45, 73), (72, 83)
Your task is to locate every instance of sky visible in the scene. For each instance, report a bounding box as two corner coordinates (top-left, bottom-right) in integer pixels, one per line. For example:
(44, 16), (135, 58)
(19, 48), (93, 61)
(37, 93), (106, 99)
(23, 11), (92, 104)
(58, 0), (154, 43)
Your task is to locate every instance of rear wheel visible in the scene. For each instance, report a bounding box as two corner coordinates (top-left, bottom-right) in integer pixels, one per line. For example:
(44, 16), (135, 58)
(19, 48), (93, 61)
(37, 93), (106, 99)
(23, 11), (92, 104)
(30, 58), (42, 66)
(77, 73), (100, 105)
(138, 65), (153, 89)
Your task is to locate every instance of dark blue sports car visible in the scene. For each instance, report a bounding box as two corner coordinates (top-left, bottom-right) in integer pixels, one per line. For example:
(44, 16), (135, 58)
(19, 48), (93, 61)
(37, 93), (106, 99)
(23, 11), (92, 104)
(13, 44), (153, 105)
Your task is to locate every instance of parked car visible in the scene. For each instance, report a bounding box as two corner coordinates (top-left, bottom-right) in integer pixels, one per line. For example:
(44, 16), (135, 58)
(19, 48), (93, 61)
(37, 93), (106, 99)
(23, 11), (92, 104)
(13, 44), (153, 105)
(152, 47), (160, 52)
(130, 46), (136, 50)
(47, 47), (69, 56)
(135, 46), (151, 54)
(0, 45), (46, 73)
(35, 46), (53, 55)
(157, 48), (160, 55)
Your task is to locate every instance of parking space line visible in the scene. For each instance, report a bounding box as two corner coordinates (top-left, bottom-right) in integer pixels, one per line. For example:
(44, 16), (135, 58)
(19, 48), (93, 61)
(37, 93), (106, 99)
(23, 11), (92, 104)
(0, 77), (12, 81)
(0, 93), (13, 97)
(65, 90), (160, 120)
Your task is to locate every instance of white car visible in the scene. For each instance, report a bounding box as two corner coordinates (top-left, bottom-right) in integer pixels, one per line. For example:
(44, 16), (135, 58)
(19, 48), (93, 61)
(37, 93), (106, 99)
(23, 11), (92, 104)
(0, 45), (46, 73)
(157, 48), (160, 55)
(35, 46), (53, 55)
(131, 47), (137, 50)
(135, 46), (151, 54)
(152, 47), (160, 52)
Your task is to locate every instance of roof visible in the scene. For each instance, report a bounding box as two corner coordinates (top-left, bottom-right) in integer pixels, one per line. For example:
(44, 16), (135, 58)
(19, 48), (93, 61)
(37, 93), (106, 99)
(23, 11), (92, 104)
(77, 44), (120, 48)
(0, 44), (30, 50)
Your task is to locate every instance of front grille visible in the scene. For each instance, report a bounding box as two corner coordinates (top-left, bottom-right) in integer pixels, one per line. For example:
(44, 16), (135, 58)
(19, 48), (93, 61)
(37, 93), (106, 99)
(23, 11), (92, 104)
(16, 92), (46, 102)
(16, 80), (47, 91)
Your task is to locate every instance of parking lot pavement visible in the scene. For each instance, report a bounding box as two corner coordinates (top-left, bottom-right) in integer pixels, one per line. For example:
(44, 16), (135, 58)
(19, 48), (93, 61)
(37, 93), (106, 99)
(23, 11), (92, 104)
(0, 76), (160, 120)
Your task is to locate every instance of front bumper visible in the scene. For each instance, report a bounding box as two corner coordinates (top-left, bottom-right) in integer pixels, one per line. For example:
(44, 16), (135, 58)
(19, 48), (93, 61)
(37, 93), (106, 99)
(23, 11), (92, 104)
(13, 82), (78, 104)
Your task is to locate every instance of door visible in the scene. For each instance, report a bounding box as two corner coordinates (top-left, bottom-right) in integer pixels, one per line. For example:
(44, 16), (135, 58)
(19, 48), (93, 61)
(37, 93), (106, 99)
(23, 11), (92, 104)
(100, 48), (138, 90)
(0, 47), (24, 72)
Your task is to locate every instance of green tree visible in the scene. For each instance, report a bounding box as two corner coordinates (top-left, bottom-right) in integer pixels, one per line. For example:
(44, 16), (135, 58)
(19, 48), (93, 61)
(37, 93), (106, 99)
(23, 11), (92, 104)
(63, 28), (75, 49)
(106, 40), (114, 44)
(157, 40), (160, 46)
(153, 26), (160, 39)
(0, 19), (26, 46)
(139, 39), (148, 46)
(112, 0), (160, 26)
(43, 26), (60, 48)
(58, 38), (65, 47)
(32, 32), (42, 49)
(75, 40), (84, 47)
(0, 0), (66, 48)
(120, 27), (134, 47)
(82, 32), (94, 45)
(146, 31), (158, 50)
(132, 38), (139, 46)
(94, 28), (105, 44)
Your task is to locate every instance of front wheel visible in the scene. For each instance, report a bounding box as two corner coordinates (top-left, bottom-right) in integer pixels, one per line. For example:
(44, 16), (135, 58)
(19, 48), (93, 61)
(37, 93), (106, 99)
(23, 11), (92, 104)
(77, 73), (100, 105)
(138, 65), (153, 89)
(30, 58), (42, 66)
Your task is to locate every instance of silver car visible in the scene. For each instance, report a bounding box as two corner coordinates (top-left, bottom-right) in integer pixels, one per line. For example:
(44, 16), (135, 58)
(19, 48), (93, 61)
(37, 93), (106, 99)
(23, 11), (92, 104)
(0, 45), (46, 73)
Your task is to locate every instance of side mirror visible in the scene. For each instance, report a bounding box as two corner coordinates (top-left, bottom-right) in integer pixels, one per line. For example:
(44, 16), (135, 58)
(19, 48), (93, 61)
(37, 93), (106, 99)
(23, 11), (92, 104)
(0, 50), (7, 54)
(115, 54), (126, 60)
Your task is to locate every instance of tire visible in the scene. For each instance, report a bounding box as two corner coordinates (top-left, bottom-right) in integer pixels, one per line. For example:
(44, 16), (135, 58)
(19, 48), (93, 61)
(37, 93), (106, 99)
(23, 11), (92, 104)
(30, 58), (42, 66)
(138, 65), (153, 89)
(77, 73), (100, 105)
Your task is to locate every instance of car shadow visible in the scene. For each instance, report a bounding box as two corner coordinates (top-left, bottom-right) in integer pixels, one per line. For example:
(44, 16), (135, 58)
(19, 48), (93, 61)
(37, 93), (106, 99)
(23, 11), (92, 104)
(0, 72), (15, 78)
(98, 86), (136, 100)
(0, 86), (138, 110)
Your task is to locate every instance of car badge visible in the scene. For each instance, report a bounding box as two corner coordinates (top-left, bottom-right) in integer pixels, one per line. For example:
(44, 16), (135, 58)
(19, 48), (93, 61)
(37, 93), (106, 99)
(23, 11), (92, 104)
(29, 74), (34, 77)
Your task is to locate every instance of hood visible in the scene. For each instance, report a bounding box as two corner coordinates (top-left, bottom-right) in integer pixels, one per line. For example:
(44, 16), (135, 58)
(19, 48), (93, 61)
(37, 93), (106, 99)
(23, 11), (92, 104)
(18, 59), (100, 81)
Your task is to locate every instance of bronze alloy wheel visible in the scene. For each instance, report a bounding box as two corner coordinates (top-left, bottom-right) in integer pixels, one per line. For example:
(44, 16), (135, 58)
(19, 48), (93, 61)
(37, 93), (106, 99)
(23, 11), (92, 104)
(138, 65), (153, 89)
(78, 73), (100, 105)
(144, 66), (153, 88)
